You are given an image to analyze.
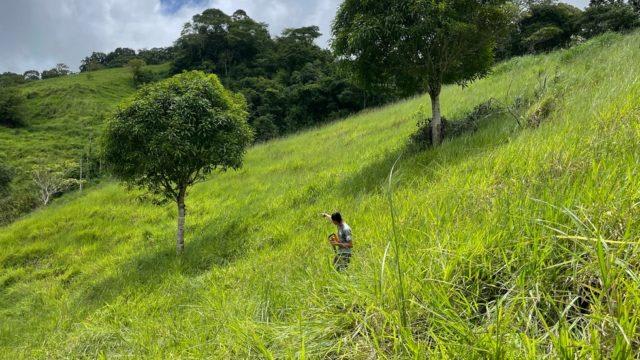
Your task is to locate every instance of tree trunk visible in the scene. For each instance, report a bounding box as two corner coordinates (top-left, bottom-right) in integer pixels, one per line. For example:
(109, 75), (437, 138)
(176, 189), (186, 254)
(79, 157), (83, 193)
(430, 92), (443, 146)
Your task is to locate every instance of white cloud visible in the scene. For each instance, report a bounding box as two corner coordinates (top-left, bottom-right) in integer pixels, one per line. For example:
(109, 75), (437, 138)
(0, 0), (342, 73)
(0, 0), (210, 73)
(0, 0), (590, 74)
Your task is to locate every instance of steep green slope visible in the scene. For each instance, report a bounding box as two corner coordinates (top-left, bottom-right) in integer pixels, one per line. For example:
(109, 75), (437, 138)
(0, 65), (167, 221)
(2, 32), (640, 358)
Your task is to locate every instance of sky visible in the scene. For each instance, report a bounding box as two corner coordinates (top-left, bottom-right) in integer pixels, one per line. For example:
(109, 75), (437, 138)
(0, 0), (588, 74)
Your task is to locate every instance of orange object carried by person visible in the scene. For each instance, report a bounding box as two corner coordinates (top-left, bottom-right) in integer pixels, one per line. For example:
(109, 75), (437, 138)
(328, 233), (340, 252)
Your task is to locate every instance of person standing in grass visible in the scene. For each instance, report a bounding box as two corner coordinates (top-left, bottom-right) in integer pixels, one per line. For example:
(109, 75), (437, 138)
(322, 212), (353, 271)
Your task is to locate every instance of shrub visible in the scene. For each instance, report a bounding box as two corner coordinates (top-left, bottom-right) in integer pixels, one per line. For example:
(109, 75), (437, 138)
(526, 96), (556, 127)
(0, 163), (12, 196)
(409, 101), (497, 150)
(0, 86), (25, 127)
(128, 59), (164, 87)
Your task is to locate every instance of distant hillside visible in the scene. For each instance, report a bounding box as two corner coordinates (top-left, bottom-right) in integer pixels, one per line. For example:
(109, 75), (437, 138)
(2, 32), (640, 358)
(0, 64), (168, 222)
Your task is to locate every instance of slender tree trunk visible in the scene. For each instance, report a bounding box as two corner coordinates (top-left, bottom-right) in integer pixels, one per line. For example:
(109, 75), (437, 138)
(176, 189), (186, 254)
(79, 157), (83, 193)
(430, 91), (443, 146)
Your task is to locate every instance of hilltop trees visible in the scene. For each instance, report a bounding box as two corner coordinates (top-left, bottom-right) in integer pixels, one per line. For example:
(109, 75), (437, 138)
(172, 8), (380, 142)
(103, 71), (253, 253)
(80, 52), (107, 72)
(579, 2), (640, 38)
(23, 70), (40, 81)
(0, 72), (25, 86)
(516, 3), (582, 53)
(41, 63), (71, 79)
(333, 0), (510, 145)
(80, 48), (175, 72)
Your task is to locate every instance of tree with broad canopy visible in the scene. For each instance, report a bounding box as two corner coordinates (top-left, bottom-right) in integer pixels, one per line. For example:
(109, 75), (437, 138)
(332, 0), (511, 145)
(103, 71), (253, 253)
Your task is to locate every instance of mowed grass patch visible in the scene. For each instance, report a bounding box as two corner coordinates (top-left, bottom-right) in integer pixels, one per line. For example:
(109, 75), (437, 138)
(1, 32), (640, 358)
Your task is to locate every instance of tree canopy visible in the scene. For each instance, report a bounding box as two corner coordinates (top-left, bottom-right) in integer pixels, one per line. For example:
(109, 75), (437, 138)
(333, 0), (510, 145)
(170, 8), (385, 142)
(579, 2), (640, 38)
(103, 71), (253, 252)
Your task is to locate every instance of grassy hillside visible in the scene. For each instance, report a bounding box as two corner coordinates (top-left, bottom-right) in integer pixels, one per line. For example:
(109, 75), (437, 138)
(2, 32), (640, 358)
(0, 65), (167, 222)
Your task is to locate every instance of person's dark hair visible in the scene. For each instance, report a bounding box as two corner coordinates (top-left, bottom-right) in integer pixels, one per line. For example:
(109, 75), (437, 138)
(331, 212), (343, 223)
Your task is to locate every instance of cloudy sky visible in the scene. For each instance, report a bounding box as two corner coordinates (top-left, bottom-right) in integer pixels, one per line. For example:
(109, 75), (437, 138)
(0, 0), (587, 74)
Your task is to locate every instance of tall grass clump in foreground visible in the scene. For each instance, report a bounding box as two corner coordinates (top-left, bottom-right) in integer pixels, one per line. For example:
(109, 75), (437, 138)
(1, 31), (640, 358)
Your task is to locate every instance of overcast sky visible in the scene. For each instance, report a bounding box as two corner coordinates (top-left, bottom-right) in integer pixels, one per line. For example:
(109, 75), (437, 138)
(0, 0), (588, 74)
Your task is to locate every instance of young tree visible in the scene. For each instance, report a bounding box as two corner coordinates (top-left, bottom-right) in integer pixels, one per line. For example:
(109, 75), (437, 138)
(127, 59), (152, 87)
(103, 71), (253, 253)
(31, 161), (82, 205)
(333, 0), (510, 145)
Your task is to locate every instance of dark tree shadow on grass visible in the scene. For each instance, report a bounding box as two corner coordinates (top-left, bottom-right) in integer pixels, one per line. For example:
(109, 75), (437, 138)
(79, 218), (255, 308)
(338, 114), (521, 198)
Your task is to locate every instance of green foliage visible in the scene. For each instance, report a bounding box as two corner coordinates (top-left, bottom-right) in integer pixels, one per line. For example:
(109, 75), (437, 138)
(409, 101), (497, 150)
(3, 28), (640, 359)
(513, 3), (583, 54)
(41, 63), (71, 79)
(136, 47), (176, 65)
(171, 8), (381, 141)
(31, 161), (82, 205)
(499, 0), (640, 59)
(80, 52), (107, 72)
(22, 70), (40, 81)
(0, 72), (26, 86)
(103, 71), (253, 251)
(0, 163), (12, 197)
(333, 0), (510, 145)
(579, 3), (640, 38)
(104, 71), (253, 200)
(0, 86), (24, 128)
(0, 65), (168, 224)
(127, 59), (155, 87)
(80, 48), (176, 73)
(333, 0), (510, 96)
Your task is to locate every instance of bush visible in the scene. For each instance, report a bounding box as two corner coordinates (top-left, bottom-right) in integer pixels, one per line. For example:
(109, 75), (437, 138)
(128, 59), (167, 87)
(0, 191), (39, 225)
(526, 96), (556, 127)
(0, 163), (12, 196)
(252, 115), (279, 142)
(0, 86), (25, 127)
(409, 101), (496, 150)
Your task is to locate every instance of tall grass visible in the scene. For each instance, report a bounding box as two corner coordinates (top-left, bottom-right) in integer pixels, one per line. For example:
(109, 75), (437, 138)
(1, 31), (640, 358)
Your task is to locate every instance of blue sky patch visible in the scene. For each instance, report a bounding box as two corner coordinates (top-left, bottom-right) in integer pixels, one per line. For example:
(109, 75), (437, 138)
(160, 0), (208, 14)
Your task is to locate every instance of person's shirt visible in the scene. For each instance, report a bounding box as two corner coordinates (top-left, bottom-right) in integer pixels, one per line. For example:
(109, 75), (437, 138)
(337, 222), (353, 255)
